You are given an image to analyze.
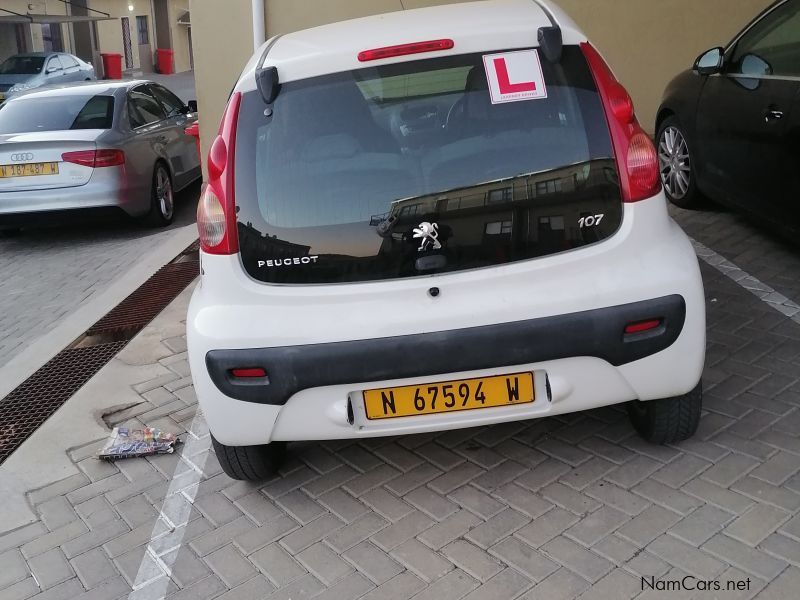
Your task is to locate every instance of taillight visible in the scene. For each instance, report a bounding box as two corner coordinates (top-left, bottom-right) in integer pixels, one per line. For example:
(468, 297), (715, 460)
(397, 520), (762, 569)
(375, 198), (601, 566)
(198, 92), (241, 255)
(61, 149), (125, 168)
(580, 42), (660, 203)
(197, 185), (226, 247)
(358, 39), (454, 62)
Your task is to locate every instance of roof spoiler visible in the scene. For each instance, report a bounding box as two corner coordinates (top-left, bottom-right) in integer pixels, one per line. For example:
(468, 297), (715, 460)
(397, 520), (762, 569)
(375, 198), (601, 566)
(537, 26), (562, 63)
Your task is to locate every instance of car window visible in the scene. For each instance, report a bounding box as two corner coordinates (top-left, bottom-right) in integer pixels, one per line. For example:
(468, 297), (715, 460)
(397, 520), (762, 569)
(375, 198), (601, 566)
(234, 46), (622, 285)
(46, 56), (63, 72)
(0, 56), (45, 74)
(60, 54), (79, 68)
(730, 0), (800, 77)
(0, 94), (114, 133)
(149, 84), (185, 117)
(128, 87), (166, 128)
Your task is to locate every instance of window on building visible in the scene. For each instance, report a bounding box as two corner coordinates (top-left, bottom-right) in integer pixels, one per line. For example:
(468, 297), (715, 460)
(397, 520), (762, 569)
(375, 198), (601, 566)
(485, 221), (513, 235)
(539, 216), (565, 231)
(41, 23), (64, 52)
(487, 187), (513, 204)
(534, 178), (562, 196)
(136, 16), (149, 46)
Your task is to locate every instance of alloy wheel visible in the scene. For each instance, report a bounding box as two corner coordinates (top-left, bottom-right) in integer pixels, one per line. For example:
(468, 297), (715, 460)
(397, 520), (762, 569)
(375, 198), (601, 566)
(156, 168), (174, 221)
(658, 126), (691, 200)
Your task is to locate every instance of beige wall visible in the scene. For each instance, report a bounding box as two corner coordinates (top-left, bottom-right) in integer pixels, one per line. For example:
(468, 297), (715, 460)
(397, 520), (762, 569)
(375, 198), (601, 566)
(92, 0), (157, 70)
(190, 0), (253, 173)
(169, 0), (192, 73)
(191, 0), (773, 172)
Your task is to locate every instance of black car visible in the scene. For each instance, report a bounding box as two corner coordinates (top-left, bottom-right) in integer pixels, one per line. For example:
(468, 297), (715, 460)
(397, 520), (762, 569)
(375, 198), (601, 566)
(656, 0), (800, 233)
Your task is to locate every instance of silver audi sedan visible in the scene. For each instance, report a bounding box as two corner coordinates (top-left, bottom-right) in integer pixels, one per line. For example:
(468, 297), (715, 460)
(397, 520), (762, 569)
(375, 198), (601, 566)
(0, 81), (200, 228)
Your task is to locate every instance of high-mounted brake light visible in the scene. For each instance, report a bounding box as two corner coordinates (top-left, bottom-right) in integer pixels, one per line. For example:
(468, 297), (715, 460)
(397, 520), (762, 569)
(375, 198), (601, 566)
(580, 42), (660, 203)
(61, 149), (125, 168)
(197, 91), (241, 255)
(358, 39), (454, 62)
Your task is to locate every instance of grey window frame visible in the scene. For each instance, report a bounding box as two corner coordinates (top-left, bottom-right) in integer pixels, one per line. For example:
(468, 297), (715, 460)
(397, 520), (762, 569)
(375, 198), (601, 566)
(127, 84), (166, 130)
(148, 83), (185, 118)
(59, 54), (79, 68)
(723, 0), (800, 81)
(46, 56), (63, 73)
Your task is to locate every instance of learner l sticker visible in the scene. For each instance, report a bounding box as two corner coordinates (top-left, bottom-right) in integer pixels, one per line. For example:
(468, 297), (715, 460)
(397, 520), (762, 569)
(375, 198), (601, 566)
(483, 49), (547, 104)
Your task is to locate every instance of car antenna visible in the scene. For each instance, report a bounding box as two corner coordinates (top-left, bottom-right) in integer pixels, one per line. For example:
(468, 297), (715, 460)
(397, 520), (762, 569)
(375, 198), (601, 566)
(255, 34), (283, 105)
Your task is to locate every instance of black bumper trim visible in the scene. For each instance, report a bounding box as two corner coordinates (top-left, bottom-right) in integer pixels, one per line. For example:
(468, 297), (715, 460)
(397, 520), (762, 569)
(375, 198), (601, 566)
(206, 294), (686, 405)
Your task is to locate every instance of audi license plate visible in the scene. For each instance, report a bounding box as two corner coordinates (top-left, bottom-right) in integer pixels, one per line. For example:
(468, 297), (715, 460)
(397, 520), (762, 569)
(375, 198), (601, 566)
(363, 372), (534, 420)
(0, 162), (59, 178)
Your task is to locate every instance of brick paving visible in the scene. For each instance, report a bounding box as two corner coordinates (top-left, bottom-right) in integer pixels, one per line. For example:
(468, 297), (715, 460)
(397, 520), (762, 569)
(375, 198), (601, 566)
(1, 204), (800, 599)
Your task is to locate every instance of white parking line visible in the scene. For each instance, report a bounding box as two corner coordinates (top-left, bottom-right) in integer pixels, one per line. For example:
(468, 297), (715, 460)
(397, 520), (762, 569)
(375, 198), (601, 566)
(691, 238), (800, 323)
(127, 412), (211, 600)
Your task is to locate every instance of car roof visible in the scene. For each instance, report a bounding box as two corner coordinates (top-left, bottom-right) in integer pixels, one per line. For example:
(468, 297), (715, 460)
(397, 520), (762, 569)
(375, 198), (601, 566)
(237, 0), (585, 89)
(5, 52), (49, 59)
(6, 80), (156, 101)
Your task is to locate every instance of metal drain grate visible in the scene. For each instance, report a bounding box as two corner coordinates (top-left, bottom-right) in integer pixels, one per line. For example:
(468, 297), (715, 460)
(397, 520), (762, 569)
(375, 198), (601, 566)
(0, 240), (201, 465)
(0, 342), (127, 463)
(86, 260), (198, 336)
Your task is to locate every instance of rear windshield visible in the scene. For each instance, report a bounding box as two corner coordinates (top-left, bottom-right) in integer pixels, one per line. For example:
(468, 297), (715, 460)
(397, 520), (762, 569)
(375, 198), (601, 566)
(236, 46), (621, 284)
(0, 95), (114, 134)
(0, 56), (44, 75)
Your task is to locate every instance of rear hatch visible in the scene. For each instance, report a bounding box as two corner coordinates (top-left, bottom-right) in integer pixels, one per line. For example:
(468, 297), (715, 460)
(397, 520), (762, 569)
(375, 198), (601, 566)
(235, 45), (622, 284)
(0, 93), (113, 192)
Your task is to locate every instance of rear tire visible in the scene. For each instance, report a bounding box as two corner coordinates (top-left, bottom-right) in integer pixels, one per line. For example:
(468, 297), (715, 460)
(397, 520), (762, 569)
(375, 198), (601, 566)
(211, 435), (286, 480)
(141, 163), (175, 227)
(627, 382), (702, 444)
(657, 115), (703, 209)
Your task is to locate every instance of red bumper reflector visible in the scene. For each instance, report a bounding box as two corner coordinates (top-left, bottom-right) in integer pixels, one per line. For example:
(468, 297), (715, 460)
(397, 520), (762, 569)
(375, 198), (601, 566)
(624, 319), (662, 334)
(358, 39), (454, 62)
(231, 368), (267, 378)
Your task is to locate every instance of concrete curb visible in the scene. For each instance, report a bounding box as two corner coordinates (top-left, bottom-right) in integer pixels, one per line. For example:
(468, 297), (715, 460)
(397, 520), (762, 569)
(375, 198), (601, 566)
(0, 223), (197, 402)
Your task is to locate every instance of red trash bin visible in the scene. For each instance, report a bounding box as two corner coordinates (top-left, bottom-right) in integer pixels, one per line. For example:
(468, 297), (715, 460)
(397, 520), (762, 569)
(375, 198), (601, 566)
(100, 53), (122, 79)
(156, 49), (174, 75)
(185, 122), (200, 161)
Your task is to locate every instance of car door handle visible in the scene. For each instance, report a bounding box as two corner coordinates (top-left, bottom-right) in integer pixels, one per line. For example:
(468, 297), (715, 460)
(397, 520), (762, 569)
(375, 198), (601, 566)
(765, 109), (784, 122)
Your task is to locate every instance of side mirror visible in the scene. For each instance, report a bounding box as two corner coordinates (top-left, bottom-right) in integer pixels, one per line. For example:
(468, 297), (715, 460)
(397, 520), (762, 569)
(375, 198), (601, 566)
(187, 100), (198, 112)
(46, 66), (61, 74)
(694, 47), (724, 75)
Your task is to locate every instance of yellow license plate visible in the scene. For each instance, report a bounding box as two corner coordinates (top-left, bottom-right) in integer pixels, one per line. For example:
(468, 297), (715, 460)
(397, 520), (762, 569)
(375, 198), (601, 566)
(363, 372), (534, 420)
(0, 162), (59, 178)
(0, 93), (5, 101)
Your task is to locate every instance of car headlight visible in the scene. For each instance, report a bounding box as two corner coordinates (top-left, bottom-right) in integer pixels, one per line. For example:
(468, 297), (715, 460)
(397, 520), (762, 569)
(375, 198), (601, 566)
(8, 82), (35, 93)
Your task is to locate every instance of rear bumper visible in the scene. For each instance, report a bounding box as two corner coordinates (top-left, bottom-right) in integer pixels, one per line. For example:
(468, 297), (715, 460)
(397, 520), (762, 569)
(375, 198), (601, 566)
(207, 294), (686, 406)
(0, 170), (149, 219)
(188, 194), (706, 445)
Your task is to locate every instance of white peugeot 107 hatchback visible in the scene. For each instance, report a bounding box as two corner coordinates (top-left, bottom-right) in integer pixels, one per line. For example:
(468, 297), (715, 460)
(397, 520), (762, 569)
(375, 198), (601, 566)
(188, 0), (706, 480)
